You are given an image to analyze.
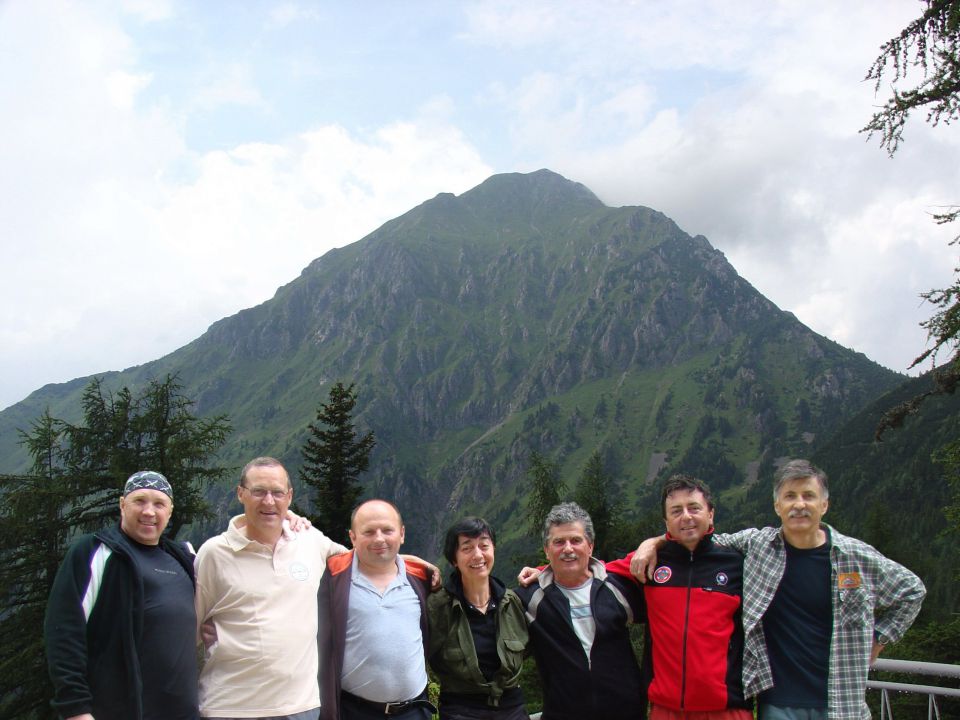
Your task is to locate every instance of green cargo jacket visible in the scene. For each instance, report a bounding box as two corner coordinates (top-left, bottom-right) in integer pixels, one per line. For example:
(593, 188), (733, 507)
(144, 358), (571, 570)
(427, 572), (529, 706)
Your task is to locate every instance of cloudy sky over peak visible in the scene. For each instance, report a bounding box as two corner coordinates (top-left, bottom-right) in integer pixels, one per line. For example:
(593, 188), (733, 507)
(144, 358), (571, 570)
(2, 0), (958, 411)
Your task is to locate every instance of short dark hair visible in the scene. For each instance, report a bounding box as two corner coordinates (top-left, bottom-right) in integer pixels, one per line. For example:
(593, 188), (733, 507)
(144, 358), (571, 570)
(773, 459), (829, 500)
(442, 516), (496, 566)
(660, 474), (713, 518)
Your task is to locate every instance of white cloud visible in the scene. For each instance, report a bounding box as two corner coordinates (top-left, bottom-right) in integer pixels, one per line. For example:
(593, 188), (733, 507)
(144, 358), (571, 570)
(728, 192), (957, 373)
(152, 120), (491, 305)
(118, 0), (174, 24)
(267, 2), (321, 29)
(105, 70), (154, 109)
(0, 109), (492, 409)
(191, 62), (267, 112)
(461, 1), (563, 48)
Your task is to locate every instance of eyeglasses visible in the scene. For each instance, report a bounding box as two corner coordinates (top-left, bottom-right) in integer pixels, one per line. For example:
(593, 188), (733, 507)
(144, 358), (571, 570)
(240, 486), (290, 500)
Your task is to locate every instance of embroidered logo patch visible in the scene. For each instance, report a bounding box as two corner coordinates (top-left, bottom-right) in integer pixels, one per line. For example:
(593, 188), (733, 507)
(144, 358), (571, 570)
(715, 572), (729, 586)
(838, 572), (861, 589)
(653, 566), (672, 584)
(289, 562), (310, 582)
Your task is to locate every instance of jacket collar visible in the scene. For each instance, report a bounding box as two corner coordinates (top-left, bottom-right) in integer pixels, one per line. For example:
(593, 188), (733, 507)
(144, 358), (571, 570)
(664, 529), (716, 555)
(538, 556), (606, 589)
(444, 569), (508, 605)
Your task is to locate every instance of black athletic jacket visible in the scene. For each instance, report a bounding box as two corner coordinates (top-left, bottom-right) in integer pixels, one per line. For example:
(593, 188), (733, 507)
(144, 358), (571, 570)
(43, 525), (197, 720)
(514, 558), (645, 720)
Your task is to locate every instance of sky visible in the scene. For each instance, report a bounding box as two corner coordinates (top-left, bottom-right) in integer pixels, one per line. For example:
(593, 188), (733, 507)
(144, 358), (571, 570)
(2, 0), (958, 411)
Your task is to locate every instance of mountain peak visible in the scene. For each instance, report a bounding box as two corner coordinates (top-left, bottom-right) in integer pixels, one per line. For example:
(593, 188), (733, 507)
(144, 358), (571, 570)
(459, 169), (605, 213)
(365, 169), (609, 252)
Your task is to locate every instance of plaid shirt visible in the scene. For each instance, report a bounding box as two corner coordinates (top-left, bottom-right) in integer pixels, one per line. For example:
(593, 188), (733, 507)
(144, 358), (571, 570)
(713, 524), (925, 719)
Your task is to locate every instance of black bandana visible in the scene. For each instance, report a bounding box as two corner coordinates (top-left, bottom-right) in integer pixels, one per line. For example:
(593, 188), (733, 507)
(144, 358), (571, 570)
(123, 470), (173, 500)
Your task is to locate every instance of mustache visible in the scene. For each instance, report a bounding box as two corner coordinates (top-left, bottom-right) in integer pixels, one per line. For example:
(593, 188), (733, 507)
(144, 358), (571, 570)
(559, 552), (579, 561)
(788, 509), (812, 518)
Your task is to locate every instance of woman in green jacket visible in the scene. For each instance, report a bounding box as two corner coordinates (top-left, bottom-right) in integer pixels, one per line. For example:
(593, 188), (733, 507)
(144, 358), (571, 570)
(427, 517), (529, 720)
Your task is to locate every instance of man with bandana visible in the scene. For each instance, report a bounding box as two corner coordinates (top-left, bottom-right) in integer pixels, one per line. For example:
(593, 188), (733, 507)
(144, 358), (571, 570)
(44, 470), (198, 720)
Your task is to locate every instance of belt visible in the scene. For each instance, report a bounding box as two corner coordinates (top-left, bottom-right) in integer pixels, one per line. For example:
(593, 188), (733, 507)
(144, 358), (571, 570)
(342, 689), (438, 716)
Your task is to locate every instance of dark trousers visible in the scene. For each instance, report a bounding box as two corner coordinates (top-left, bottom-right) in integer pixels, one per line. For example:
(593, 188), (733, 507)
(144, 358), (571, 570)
(439, 702), (529, 720)
(340, 691), (434, 720)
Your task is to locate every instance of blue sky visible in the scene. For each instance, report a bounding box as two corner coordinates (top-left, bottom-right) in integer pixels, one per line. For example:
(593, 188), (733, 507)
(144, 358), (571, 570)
(2, 0), (958, 410)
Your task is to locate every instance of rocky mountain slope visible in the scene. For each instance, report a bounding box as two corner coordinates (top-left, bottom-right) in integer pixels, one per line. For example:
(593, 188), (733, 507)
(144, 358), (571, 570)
(0, 170), (902, 557)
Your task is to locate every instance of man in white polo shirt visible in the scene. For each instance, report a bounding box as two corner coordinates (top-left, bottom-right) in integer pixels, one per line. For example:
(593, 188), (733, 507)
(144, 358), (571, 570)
(195, 456), (348, 720)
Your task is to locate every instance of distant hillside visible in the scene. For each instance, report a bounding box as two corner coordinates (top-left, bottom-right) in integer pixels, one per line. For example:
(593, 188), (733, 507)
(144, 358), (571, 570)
(814, 373), (959, 619)
(0, 169), (903, 563)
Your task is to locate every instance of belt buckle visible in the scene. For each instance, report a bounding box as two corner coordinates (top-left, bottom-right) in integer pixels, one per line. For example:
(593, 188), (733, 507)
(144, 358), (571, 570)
(384, 699), (408, 715)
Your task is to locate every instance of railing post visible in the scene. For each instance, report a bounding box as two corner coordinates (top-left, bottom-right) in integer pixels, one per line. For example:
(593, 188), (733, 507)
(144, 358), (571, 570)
(868, 657), (960, 720)
(879, 687), (891, 720)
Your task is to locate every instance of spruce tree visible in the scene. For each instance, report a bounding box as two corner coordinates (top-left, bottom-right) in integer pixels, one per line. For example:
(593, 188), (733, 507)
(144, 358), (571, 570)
(574, 449), (621, 560)
(133, 375), (232, 538)
(525, 450), (566, 544)
(863, 0), (960, 535)
(299, 382), (375, 545)
(0, 412), (70, 719)
(862, 0), (960, 158)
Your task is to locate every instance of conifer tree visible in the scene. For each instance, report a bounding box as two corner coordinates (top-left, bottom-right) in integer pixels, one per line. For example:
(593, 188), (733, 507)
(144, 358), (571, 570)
(863, 0), (960, 533)
(299, 382), (375, 545)
(0, 412), (70, 719)
(862, 0), (960, 158)
(574, 449), (621, 560)
(525, 450), (566, 542)
(133, 376), (232, 537)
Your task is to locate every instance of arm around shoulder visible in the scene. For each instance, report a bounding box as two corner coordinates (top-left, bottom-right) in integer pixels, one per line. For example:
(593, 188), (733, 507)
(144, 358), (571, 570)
(628, 534), (666, 581)
(710, 527), (762, 552)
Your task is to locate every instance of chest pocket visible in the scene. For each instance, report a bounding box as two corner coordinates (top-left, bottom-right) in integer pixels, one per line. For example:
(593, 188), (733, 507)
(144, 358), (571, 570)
(442, 642), (467, 664)
(501, 638), (526, 665)
(838, 586), (872, 627)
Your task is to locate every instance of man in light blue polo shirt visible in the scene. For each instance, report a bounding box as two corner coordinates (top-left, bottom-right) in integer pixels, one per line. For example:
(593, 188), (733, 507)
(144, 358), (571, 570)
(318, 500), (435, 720)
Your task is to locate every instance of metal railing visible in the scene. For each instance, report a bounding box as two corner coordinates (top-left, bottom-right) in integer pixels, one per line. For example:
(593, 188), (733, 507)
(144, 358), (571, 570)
(868, 658), (960, 720)
(525, 659), (960, 720)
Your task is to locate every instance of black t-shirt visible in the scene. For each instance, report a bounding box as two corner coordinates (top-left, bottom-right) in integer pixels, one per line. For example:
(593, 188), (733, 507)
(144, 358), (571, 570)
(128, 541), (198, 720)
(759, 535), (833, 709)
(440, 579), (524, 709)
(466, 601), (500, 681)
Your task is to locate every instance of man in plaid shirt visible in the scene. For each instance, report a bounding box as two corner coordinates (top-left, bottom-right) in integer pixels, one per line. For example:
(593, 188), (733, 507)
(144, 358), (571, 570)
(632, 459), (925, 720)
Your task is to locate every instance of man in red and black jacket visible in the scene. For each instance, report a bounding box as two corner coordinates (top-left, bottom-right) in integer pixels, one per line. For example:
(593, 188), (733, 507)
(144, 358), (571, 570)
(606, 474), (752, 720)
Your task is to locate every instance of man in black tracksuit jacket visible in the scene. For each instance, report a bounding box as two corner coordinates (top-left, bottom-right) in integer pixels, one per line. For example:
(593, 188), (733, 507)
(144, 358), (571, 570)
(515, 502), (645, 720)
(44, 471), (198, 720)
